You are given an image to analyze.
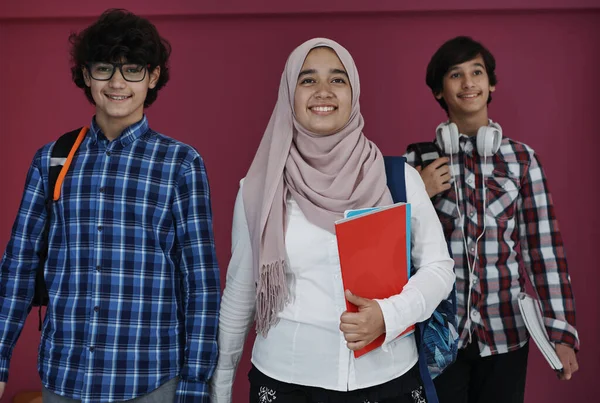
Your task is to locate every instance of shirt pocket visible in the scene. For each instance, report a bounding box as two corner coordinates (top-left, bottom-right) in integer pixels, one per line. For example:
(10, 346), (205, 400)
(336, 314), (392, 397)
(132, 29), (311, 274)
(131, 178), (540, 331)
(485, 173), (520, 221)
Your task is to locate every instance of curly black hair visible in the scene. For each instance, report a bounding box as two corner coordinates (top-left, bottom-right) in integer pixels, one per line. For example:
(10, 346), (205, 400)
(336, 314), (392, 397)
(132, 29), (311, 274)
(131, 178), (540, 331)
(426, 36), (497, 114)
(69, 9), (171, 107)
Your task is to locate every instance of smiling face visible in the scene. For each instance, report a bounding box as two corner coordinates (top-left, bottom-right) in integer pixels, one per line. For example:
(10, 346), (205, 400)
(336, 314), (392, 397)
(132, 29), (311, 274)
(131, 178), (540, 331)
(293, 47), (352, 136)
(436, 54), (495, 121)
(83, 61), (160, 130)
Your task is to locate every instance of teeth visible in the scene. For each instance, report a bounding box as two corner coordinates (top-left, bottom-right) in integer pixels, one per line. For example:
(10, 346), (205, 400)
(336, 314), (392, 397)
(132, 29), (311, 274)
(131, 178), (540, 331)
(312, 106), (335, 112)
(460, 94), (478, 98)
(108, 95), (129, 100)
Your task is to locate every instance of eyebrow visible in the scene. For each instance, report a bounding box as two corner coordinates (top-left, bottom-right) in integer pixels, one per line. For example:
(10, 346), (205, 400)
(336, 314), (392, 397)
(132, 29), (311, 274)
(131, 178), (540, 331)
(448, 62), (485, 72)
(298, 68), (349, 79)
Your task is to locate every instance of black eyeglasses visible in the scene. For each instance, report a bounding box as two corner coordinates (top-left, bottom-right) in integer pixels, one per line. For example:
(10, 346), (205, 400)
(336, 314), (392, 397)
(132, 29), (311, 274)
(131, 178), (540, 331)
(86, 62), (150, 82)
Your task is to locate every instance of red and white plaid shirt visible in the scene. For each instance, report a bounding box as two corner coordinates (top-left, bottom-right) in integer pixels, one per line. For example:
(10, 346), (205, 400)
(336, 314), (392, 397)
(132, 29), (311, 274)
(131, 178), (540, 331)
(405, 133), (579, 356)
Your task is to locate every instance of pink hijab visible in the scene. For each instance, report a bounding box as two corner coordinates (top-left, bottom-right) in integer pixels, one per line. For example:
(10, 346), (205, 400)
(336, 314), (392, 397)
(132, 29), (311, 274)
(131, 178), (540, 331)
(242, 38), (392, 336)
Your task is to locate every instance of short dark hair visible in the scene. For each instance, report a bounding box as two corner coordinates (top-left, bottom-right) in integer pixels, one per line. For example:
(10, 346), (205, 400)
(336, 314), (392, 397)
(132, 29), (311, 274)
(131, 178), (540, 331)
(425, 36), (497, 113)
(69, 9), (171, 107)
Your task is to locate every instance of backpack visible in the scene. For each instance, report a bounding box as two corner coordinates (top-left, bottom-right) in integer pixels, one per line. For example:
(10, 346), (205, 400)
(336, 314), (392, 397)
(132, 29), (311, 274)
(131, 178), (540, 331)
(32, 127), (88, 330)
(384, 156), (458, 403)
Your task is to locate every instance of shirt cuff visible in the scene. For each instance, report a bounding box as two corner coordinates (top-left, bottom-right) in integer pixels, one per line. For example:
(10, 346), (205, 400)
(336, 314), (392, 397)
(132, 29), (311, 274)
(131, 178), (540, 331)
(176, 378), (209, 403)
(0, 356), (9, 382)
(375, 298), (407, 352)
(544, 318), (580, 351)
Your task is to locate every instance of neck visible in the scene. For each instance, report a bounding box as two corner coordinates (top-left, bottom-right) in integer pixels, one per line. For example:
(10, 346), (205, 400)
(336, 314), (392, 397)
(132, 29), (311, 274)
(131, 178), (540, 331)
(95, 112), (143, 142)
(448, 109), (489, 137)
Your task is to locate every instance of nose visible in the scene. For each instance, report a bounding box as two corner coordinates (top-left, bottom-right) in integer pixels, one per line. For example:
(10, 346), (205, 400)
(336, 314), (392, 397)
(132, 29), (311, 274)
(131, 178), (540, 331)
(108, 68), (127, 88)
(462, 74), (475, 89)
(314, 81), (334, 99)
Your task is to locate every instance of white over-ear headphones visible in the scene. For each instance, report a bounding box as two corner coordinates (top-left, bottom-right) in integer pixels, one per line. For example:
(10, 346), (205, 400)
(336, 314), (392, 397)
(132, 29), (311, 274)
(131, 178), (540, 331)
(436, 120), (502, 156)
(435, 120), (502, 343)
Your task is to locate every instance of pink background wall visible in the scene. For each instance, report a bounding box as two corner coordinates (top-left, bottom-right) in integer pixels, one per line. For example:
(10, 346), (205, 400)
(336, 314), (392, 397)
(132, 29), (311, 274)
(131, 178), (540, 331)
(1, 1), (598, 402)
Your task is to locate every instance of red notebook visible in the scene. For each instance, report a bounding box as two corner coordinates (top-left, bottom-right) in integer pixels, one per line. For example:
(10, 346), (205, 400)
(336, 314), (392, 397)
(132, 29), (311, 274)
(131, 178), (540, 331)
(335, 203), (414, 358)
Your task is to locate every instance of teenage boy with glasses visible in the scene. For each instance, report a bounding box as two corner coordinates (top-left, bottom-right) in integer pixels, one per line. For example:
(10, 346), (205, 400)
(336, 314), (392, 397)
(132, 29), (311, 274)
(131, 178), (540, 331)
(0, 9), (220, 403)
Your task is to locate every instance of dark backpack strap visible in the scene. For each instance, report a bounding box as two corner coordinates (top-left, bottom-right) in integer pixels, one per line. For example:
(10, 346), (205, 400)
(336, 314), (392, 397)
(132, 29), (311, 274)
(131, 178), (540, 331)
(383, 156), (407, 203)
(384, 155), (439, 403)
(34, 127), (85, 330)
(416, 321), (439, 403)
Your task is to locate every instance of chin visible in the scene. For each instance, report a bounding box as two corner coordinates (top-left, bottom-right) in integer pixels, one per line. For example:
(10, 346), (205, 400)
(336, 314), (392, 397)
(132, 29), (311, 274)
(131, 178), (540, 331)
(454, 104), (485, 115)
(107, 112), (132, 118)
(313, 128), (338, 136)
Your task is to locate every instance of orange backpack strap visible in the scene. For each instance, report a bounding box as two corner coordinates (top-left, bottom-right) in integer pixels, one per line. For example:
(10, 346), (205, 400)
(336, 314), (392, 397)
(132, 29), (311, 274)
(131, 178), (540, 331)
(52, 126), (88, 201)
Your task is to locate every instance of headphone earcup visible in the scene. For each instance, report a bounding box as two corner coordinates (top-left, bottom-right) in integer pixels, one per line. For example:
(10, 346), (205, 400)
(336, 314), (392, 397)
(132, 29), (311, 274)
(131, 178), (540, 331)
(436, 122), (460, 155)
(476, 123), (502, 156)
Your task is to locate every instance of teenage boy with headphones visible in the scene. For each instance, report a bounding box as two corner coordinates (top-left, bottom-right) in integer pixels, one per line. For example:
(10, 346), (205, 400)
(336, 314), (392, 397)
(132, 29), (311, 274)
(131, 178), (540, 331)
(404, 36), (579, 403)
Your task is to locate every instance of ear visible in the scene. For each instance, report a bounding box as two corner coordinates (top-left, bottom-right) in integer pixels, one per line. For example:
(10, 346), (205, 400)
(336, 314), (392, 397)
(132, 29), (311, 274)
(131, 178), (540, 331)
(434, 91), (443, 100)
(82, 66), (91, 87)
(148, 66), (161, 89)
(489, 85), (496, 93)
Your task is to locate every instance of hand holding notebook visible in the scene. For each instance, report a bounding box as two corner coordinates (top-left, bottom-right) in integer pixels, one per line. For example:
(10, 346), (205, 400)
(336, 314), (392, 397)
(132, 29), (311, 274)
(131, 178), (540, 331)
(517, 293), (564, 373)
(335, 202), (414, 358)
(339, 289), (387, 353)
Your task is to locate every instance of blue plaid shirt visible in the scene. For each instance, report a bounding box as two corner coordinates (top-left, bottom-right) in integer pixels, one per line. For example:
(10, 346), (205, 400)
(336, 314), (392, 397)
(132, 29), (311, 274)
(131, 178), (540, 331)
(0, 116), (220, 402)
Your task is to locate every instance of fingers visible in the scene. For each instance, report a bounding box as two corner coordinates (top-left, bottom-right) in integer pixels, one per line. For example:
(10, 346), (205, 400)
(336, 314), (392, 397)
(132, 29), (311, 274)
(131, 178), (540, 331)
(555, 344), (578, 381)
(571, 356), (580, 374)
(343, 332), (363, 343)
(425, 170), (452, 197)
(345, 289), (369, 307)
(340, 311), (361, 327)
(346, 340), (367, 351)
(419, 157), (452, 198)
(438, 171), (452, 183)
(340, 318), (366, 350)
(560, 354), (579, 381)
(345, 289), (372, 307)
(339, 321), (360, 333)
(437, 164), (451, 176)
(558, 369), (573, 380)
(426, 157), (450, 171)
(340, 319), (366, 351)
(560, 365), (572, 380)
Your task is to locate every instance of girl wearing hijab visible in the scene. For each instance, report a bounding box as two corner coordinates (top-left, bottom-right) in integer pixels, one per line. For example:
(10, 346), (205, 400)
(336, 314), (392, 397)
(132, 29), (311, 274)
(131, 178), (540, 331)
(210, 38), (455, 403)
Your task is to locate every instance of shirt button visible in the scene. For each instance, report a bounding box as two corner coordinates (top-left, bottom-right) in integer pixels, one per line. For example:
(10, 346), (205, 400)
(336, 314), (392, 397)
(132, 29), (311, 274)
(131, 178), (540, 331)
(94, 306), (100, 313)
(96, 266), (101, 272)
(467, 178), (473, 184)
(97, 225), (103, 232)
(471, 310), (479, 319)
(470, 247), (475, 253)
(469, 211), (475, 217)
(99, 187), (105, 193)
(89, 346), (95, 353)
(106, 151), (111, 156)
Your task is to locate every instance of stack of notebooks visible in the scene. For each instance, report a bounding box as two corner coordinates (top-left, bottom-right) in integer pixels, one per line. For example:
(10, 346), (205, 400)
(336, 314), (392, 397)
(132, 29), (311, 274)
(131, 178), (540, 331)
(517, 293), (564, 372)
(335, 202), (413, 358)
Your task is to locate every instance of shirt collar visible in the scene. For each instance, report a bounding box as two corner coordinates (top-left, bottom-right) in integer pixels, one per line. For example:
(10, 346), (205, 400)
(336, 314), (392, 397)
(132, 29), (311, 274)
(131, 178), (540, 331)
(89, 115), (150, 148)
